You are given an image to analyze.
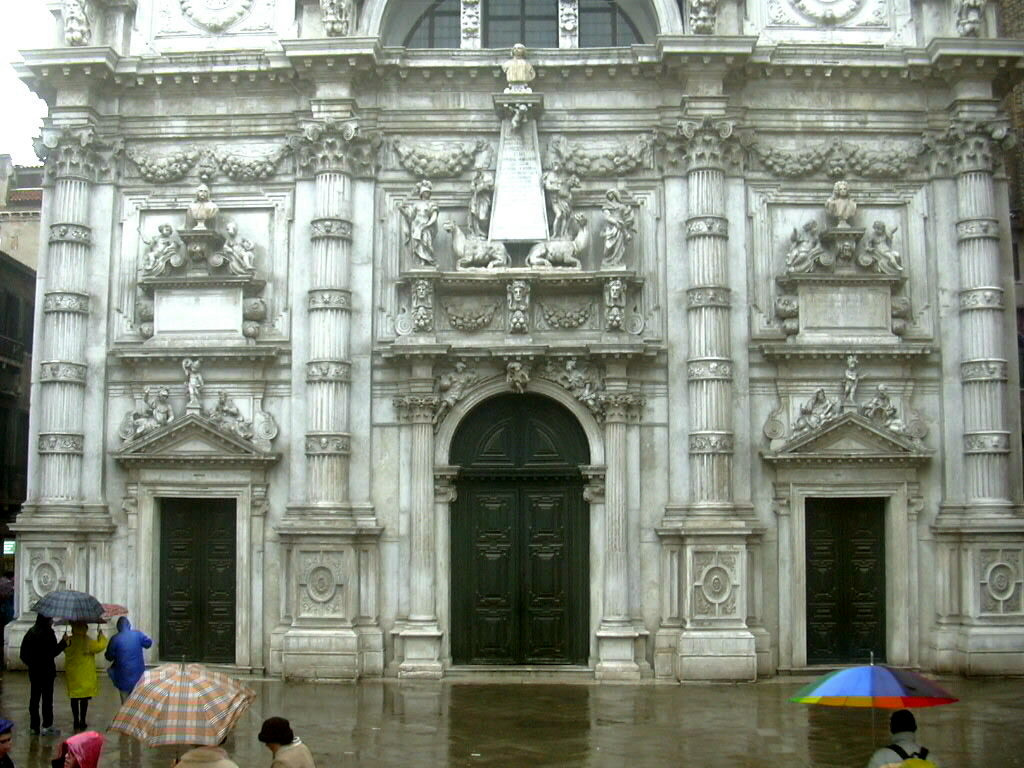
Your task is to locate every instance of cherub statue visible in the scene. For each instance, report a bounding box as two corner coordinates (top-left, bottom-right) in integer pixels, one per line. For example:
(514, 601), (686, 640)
(861, 220), (903, 275)
(842, 355), (859, 405)
(221, 221), (257, 276)
(506, 361), (530, 393)
(182, 358), (204, 410)
(141, 223), (185, 276)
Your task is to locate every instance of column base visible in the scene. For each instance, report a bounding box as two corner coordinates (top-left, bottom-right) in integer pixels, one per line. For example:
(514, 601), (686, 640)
(930, 624), (1024, 675)
(595, 625), (643, 680)
(398, 624), (444, 679)
(677, 628), (757, 681)
(280, 625), (383, 681)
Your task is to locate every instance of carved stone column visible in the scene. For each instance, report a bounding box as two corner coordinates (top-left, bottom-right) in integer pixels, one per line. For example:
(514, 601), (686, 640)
(595, 389), (643, 679)
(681, 118), (735, 509)
(950, 120), (1014, 508)
(276, 117), (384, 680)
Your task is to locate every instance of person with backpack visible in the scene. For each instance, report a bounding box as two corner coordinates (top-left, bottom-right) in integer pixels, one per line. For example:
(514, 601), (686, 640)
(866, 709), (939, 767)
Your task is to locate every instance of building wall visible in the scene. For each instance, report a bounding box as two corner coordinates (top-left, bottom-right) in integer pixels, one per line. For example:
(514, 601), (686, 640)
(6, 0), (1024, 679)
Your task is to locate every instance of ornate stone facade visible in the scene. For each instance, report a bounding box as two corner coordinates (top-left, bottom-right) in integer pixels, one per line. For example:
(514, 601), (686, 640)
(8, 0), (1024, 682)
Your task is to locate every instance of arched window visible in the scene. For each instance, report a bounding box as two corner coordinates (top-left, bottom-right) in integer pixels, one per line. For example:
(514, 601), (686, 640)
(405, 0), (461, 48)
(402, 0), (645, 49)
(578, 0), (641, 47)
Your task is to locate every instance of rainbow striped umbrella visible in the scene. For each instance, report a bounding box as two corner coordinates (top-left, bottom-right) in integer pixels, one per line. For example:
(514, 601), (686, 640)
(790, 665), (958, 709)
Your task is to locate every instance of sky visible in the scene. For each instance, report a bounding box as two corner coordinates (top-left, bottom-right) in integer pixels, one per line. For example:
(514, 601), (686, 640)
(0, 4), (57, 165)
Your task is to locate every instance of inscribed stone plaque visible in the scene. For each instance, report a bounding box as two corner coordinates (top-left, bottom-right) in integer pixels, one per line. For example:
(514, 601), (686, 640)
(798, 284), (894, 342)
(154, 287), (243, 335)
(489, 120), (548, 241)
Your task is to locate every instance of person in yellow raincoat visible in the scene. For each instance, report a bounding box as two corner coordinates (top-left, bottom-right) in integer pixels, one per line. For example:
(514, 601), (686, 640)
(61, 622), (107, 732)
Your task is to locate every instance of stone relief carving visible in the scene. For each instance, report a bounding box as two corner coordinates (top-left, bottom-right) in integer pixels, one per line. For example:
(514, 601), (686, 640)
(400, 180), (439, 267)
(63, 0), (91, 45)
(605, 277), (626, 331)
(526, 213), (588, 269)
(126, 145), (288, 183)
(793, 389), (840, 435)
(28, 549), (67, 603)
(545, 135), (653, 178)
(750, 139), (926, 179)
(212, 146), (290, 181)
(507, 280), (530, 333)
(842, 354), (860, 405)
(320, 0), (354, 35)
(538, 358), (603, 415)
(179, 0), (253, 32)
(539, 301), (593, 330)
(127, 147), (200, 182)
(393, 139), (492, 179)
(208, 391), (254, 440)
(433, 362), (479, 425)
(784, 221), (829, 274)
(118, 386), (175, 441)
(461, 0), (480, 43)
(411, 279), (434, 332)
(291, 118), (382, 177)
(182, 358), (205, 412)
(442, 300), (499, 332)
(860, 384), (907, 434)
(506, 361), (531, 393)
(469, 170), (494, 236)
(140, 224), (186, 277)
(861, 221), (903, 274)
(213, 221), (258, 276)
(601, 189), (636, 269)
(956, 0), (985, 37)
(35, 127), (118, 182)
(689, 0), (718, 33)
(445, 221), (510, 270)
(502, 44), (536, 93)
(979, 548), (1022, 614)
(504, 102), (534, 132)
(692, 551), (738, 620)
(297, 551), (345, 617)
(664, 118), (743, 171)
(541, 163), (580, 239)
(774, 294), (799, 336)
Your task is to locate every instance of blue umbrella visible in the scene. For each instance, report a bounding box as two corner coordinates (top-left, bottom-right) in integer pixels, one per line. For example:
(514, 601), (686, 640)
(31, 590), (104, 621)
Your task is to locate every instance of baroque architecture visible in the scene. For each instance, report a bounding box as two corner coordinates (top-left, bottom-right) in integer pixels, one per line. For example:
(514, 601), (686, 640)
(6, 0), (1024, 680)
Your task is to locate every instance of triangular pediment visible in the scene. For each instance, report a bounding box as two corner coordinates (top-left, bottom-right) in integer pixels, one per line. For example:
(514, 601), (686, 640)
(114, 414), (278, 467)
(763, 412), (930, 467)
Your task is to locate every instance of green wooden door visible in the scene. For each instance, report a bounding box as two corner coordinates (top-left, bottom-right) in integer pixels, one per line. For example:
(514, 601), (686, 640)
(159, 498), (237, 663)
(805, 497), (886, 664)
(451, 394), (589, 665)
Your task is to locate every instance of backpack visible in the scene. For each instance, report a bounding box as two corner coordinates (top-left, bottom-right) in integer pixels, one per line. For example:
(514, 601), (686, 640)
(887, 743), (938, 768)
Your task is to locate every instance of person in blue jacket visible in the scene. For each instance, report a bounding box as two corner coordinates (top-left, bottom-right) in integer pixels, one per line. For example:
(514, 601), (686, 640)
(103, 617), (152, 702)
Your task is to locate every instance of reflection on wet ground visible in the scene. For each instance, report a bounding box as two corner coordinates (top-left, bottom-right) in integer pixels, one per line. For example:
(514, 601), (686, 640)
(0, 672), (1021, 766)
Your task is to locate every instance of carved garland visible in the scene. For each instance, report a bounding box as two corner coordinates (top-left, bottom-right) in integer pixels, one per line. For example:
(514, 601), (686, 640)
(127, 145), (289, 183)
(179, 0), (253, 32)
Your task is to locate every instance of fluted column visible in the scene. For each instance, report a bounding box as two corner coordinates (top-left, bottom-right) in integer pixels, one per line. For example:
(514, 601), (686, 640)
(952, 121), (1013, 507)
(30, 129), (106, 507)
(681, 119), (734, 508)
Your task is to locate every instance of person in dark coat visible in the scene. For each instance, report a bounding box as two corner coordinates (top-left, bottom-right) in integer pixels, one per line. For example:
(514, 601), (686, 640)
(103, 617), (152, 702)
(0, 718), (15, 768)
(20, 614), (67, 735)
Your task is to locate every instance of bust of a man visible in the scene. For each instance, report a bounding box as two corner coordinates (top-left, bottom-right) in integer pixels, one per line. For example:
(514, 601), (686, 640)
(824, 180), (857, 228)
(502, 44), (536, 93)
(186, 183), (219, 230)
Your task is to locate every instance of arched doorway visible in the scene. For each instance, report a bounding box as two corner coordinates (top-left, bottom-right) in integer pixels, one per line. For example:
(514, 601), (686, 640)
(450, 393), (590, 665)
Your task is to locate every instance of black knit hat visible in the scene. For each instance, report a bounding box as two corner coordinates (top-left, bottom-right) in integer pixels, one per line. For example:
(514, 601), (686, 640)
(890, 709), (917, 734)
(258, 717), (294, 745)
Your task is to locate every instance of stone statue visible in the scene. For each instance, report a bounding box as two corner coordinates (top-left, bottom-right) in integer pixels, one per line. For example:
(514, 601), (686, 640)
(842, 355), (859, 405)
(861, 384), (906, 433)
(561, 358), (601, 412)
(411, 278), (433, 332)
(434, 362), (479, 425)
(793, 388), (839, 435)
(824, 180), (857, 229)
(689, 0), (718, 34)
(601, 189), (636, 268)
(605, 277), (626, 330)
(502, 44), (536, 93)
(506, 102), (531, 131)
(542, 162), (580, 239)
(400, 180), (439, 267)
(526, 213), (588, 269)
(141, 223), (185, 277)
(445, 221), (510, 269)
(63, 0), (91, 45)
(507, 279), (530, 333)
(119, 386), (175, 441)
(220, 221), (257, 276)
(182, 358), (204, 411)
(506, 361), (530, 393)
(186, 183), (219, 231)
(784, 220), (826, 274)
(861, 221), (903, 274)
(209, 391), (254, 440)
(956, 0), (985, 36)
(469, 170), (494, 236)
(321, 0), (355, 36)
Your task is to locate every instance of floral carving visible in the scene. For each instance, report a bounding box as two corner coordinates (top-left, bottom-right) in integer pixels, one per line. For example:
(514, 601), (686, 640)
(461, 0), (481, 41)
(292, 118), (382, 177)
(750, 139), (926, 179)
(538, 358), (603, 416)
(63, 0), (91, 45)
(507, 280), (530, 334)
(179, 0), (254, 32)
(690, 0), (718, 33)
(539, 302), (592, 330)
(411, 279), (434, 333)
(786, 0), (868, 24)
(443, 301), (499, 332)
(37, 433), (84, 453)
(956, 0), (986, 37)
(127, 147), (200, 182)
(393, 139), (492, 178)
(214, 146), (289, 181)
(545, 136), (652, 178)
(320, 0), (355, 36)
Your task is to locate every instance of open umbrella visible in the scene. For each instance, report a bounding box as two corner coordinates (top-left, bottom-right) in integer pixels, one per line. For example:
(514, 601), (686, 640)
(30, 590), (104, 622)
(110, 662), (255, 747)
(100, 603), (129, 620)
(790, 664), (958, 709)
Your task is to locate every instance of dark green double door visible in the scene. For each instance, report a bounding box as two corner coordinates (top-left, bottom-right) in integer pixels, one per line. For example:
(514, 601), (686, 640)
(451, 394), (590, 666)
(805, 497), (886, 664)
(159, 498), (237, 663)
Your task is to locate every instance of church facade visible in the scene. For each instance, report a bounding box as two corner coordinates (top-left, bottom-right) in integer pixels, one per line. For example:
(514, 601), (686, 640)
(7, 0), (1024, 680)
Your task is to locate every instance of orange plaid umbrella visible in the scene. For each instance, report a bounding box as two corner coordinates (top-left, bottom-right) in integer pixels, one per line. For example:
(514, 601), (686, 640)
(110, 662), (255, 747)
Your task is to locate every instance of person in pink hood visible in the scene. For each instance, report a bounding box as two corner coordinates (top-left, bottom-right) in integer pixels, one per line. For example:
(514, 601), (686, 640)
(51, 731), (104, 768)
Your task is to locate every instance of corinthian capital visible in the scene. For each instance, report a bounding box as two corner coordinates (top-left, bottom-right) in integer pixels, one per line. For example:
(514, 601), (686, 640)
(934, 119), (1014, 174)
(660, 117), (746, 172)
(35, 126), (120, 182)
(394, 395), (440, 424)
(598, 391), (645, 423)
(291, 117), (383, 177)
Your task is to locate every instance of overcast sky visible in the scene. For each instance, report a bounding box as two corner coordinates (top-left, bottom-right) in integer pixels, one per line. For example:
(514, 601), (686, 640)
(0, 5), (56, 165)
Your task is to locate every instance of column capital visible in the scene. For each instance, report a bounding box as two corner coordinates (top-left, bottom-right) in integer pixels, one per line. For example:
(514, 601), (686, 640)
(933, 118), (1014, 174)
(35, 126), (119, 183)
(394, 395), (440, 423)
(599, 392), (645, 423)
(291, 117), (383, 178)
(659, 117), (746, 173)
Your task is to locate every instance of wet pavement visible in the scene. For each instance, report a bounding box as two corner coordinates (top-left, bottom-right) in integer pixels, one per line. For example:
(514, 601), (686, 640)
(0, 671), (1020, 767)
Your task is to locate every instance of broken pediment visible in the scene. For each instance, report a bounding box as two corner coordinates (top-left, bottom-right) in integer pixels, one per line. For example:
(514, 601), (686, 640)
(114, 414), (279, 468)
(762, 412), (930, 467)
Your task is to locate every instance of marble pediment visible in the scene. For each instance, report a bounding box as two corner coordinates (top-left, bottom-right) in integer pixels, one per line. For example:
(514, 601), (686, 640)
(763, 412), (929, 466)
(114, 414), (279, 467)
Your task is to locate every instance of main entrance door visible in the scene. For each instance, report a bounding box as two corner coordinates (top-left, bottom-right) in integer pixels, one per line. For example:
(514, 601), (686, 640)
(159, 498), (237, 663)
(805, 497), (886, 664)
(451, 394), (589, 665)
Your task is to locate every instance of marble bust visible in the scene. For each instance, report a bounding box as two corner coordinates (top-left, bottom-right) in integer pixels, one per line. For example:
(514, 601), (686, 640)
(502, 44), (536, 93)
(186, 183), (219, 231)
(824, 180), (857, 229)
